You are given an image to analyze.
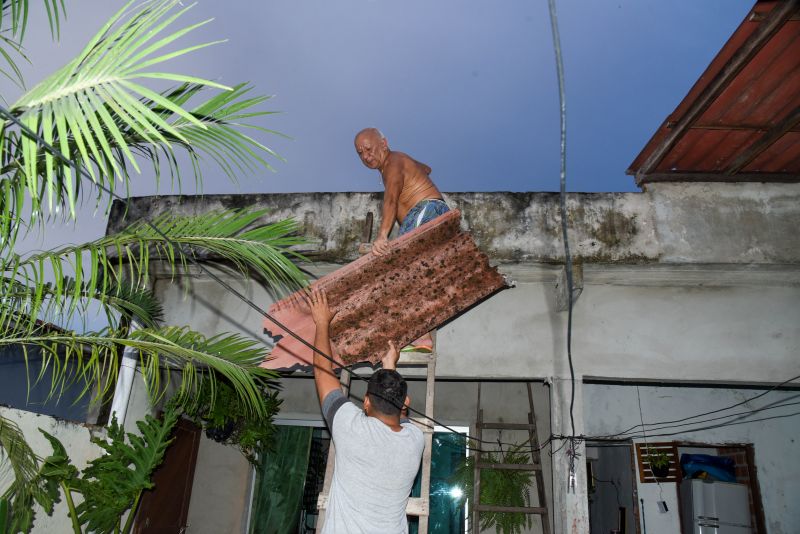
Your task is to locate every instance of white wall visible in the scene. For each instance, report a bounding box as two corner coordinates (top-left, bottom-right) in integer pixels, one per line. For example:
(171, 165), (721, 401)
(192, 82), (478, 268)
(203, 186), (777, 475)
(583, 383), (800, 534)
(154, 264), (800, 385)
(0, 407), (103, 534)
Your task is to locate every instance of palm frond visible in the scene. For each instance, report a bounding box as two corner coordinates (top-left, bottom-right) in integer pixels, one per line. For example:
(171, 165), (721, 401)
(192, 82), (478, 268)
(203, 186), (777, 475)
(0, 326), (277, 417)
(0, 208), (305, 336)
(0, 275), (164, 335)
(5, 0), (281, 225)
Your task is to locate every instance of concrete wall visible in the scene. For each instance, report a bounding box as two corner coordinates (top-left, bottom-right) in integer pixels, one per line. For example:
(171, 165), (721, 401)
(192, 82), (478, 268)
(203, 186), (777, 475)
(151, 263), (799, 385)
(109, 183), (800, 265)
(185, 437), (254, 534)
(129, 185), (799, 385)
(110, 184), (800, 533)
(584, 383), (800, 534)
(0, 407), (103, 533)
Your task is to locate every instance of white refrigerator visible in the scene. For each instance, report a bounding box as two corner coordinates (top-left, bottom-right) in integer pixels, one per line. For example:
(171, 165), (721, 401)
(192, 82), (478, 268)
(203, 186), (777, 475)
(680, 479), (753, 533)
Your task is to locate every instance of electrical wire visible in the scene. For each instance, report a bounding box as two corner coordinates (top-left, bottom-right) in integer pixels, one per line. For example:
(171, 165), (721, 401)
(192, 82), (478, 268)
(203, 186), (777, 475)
(589, 374), (800, 440)
(0, 105), (552, 454)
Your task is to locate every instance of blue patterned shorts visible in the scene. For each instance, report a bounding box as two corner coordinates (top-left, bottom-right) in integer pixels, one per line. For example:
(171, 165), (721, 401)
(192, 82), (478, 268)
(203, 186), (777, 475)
(398, 199), (450, 236)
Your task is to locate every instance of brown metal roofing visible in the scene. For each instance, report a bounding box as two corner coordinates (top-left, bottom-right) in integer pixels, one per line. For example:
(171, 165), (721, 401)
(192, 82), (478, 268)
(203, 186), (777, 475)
(628, 0), (800, 185)
(262, 210), (509, 370)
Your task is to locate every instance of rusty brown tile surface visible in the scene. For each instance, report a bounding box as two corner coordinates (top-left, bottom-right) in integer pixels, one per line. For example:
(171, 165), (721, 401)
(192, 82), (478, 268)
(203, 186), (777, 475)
(262, 209), (509, 370)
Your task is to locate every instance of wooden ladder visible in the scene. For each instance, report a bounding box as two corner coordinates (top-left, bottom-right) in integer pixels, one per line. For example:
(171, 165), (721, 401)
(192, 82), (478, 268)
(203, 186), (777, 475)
(472, 382), (551, 534)
(317, 340), (437, 533)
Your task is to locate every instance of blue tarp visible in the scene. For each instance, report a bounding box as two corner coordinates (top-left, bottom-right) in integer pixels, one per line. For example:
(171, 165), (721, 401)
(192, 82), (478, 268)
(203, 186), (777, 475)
(680, 453), (736, 482)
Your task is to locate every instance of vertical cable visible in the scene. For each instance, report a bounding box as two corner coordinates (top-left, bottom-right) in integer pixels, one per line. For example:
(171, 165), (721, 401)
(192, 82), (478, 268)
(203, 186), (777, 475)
(546, 0), (578, 490)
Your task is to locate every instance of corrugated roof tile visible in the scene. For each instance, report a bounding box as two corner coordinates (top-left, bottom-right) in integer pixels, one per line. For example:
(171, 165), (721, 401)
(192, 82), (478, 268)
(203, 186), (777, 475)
(263, 210), (509, 370)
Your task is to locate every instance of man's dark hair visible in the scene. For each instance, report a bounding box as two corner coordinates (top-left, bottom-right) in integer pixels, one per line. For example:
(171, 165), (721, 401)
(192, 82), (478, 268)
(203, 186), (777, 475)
(367, 369), (407, 416)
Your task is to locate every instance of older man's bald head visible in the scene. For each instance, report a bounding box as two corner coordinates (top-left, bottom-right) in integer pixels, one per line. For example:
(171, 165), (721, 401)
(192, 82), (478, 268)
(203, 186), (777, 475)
(355, 127), (385, 143)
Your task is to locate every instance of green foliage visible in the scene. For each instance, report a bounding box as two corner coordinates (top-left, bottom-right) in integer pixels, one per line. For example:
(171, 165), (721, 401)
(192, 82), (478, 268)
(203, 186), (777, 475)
(0, 414), (59, 533)
(646, 447), (669, 468)
(182, 374), (282, 465)
(450, 443), (534, 534)
(71, 409), (179, 533)
(2, 409), (180, 534)
(0, 1), (306, 529)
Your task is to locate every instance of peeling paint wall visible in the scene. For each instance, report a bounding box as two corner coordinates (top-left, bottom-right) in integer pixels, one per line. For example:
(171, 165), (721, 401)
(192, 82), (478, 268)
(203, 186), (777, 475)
(108, 184), (800, 265)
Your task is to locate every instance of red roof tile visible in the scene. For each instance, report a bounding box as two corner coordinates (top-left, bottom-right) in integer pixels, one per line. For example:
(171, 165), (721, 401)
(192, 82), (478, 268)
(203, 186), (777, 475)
(262, 210), (509, 370)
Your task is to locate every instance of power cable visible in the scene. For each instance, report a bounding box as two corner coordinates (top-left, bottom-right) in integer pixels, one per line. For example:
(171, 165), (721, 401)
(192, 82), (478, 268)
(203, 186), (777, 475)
(546, 0), (580, 492)
(610, 399), (800, 438)
(0, 105), (549, 453)
(589, 374), (800, 440)
(589, 410), (800, 442)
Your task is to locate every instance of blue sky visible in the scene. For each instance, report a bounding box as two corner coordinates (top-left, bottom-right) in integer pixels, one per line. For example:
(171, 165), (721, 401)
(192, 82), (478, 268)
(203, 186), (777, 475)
(4, 0), (754, 249)
(9, 1), (753, 193)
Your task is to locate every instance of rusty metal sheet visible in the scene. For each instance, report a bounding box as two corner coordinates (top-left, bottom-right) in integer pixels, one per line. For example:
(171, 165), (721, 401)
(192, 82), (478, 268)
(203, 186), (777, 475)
(262, 209), (509, 370)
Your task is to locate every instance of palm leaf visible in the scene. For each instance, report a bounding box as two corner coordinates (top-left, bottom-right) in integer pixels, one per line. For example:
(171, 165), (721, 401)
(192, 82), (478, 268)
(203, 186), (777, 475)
(0, 413), (61, 534)
(0, 0), (66, 40)
(5, 0), (281, 225)
(0, 208), (305, 337)
(0, 326), (278, 417)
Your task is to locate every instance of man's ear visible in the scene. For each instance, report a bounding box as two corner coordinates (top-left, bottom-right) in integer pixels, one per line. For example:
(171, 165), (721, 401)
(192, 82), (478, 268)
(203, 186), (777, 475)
(402, 395), (411, 415)
(363, 395), (371, 412)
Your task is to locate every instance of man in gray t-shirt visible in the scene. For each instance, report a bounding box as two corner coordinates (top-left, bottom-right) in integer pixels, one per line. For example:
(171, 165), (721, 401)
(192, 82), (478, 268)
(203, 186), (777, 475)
(305, 289), (425, 534)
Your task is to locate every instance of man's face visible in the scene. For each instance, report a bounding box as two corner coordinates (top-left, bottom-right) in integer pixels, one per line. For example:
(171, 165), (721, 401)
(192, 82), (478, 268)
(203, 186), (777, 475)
(355, 134), (386, 169)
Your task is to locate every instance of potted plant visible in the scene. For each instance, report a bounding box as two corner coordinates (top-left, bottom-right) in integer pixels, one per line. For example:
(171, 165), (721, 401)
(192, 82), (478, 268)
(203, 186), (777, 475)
(449, 443), (534, 534)
(182, 375), (282, 465)
(646, 448), (671, 479)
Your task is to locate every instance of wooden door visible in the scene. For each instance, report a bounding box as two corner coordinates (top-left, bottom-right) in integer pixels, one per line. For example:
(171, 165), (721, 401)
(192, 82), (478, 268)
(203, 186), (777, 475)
(134, 418), (201, 533)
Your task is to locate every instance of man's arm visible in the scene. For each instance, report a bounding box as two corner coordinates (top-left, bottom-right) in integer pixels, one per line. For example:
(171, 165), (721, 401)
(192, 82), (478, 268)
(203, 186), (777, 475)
(373, 161), (404, 256)
(304, 288), (341, 406)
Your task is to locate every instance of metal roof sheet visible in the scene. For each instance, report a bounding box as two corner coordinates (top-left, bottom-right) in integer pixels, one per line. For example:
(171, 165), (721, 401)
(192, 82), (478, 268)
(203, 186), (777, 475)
(262, 210), (509, 370)
(628, 0), (800, 185)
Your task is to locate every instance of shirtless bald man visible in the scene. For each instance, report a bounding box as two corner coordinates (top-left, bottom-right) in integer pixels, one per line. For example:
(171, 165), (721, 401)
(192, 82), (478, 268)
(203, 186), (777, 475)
(355, 128), (450, 352)
(354, 128), (450, 256)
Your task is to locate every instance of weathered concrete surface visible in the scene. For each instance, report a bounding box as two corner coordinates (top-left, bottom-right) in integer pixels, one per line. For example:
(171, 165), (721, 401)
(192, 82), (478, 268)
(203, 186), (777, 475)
(0, 407), (103, 534)
(108, 185), (800, 265)
(185, 437), (253, 534)
(646, 183), (800, 264)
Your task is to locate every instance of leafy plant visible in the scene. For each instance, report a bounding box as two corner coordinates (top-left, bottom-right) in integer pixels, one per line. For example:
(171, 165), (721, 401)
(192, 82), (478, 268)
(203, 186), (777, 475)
(450, 443), (534, 534)
(2, 408), (179, 534)
(0, 415), (60, 533)
(182, 374), (282, 465)
(645, 447), (669, 469)
(0, 0), (309, 530)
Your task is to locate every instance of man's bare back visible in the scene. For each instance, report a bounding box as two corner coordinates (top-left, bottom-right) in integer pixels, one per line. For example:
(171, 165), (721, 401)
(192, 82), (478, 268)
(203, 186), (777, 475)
(354, 128), (444, 256)
(384, 151), (442, 222)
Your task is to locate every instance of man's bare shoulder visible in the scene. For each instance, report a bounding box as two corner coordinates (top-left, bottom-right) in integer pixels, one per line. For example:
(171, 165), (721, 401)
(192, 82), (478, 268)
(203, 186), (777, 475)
(388, 151), (430, 174)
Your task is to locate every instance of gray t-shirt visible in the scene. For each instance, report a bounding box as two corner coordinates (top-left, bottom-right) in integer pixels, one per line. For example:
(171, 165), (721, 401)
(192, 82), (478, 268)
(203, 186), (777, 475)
(321, 390), (425, 534)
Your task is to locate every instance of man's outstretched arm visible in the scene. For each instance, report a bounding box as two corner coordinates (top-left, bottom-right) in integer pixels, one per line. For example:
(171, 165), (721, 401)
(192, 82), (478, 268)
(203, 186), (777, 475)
(304, 288), (341, 406)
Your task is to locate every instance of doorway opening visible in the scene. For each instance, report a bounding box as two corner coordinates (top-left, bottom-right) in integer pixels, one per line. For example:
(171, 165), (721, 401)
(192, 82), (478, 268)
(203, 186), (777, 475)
(586, 442), (640, 534)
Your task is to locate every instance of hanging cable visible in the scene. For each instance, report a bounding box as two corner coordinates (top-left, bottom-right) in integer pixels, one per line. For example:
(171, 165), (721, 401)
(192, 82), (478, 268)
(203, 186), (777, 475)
(0, 105), (551, 454)
(546, 0), (580, 492)
(588, 374), (800, 440)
